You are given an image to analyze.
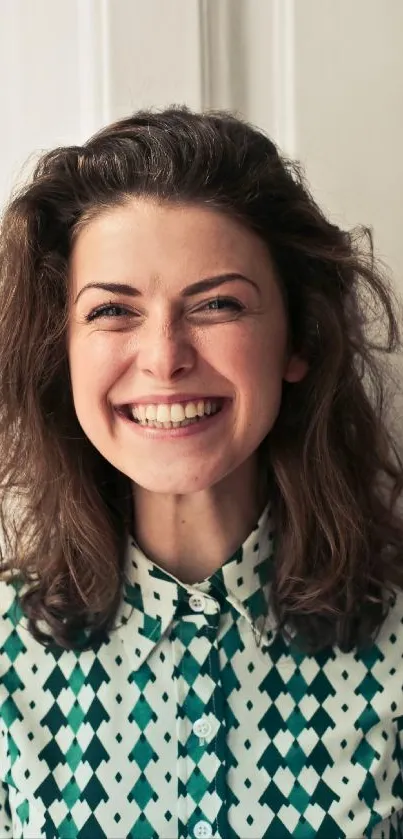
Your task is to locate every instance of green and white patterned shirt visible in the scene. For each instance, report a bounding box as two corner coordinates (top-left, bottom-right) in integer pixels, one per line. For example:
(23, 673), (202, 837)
(1, 504), (403, 838)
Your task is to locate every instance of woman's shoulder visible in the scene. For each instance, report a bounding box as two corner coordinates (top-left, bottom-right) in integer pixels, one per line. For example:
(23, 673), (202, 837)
(0, 573), (26, 644)
(364, 587), (403, 669)
(378, 587), (403, 640)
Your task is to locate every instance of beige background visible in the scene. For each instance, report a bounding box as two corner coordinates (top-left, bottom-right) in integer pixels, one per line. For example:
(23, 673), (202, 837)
(1, 0), (402, 284)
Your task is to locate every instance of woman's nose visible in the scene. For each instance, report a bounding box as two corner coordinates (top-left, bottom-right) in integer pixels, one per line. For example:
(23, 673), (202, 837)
(136, 319), (196, 381)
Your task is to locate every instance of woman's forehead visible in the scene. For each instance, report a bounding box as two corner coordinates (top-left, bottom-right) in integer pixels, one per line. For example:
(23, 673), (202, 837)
(73, 197), (255, 250)
(69, 198), (276, 296)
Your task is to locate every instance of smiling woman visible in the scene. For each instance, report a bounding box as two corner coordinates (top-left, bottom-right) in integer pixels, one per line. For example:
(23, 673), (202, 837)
(1, 107), (403, 838)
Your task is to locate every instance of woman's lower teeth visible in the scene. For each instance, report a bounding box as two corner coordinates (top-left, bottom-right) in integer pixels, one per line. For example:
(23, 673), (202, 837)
(135, 412), (217, 428)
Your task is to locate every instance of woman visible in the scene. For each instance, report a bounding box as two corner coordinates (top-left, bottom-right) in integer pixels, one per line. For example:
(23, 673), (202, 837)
(1, 106), (403, 839)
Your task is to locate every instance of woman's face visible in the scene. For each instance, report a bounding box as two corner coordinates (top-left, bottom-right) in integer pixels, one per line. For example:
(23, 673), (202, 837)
(68, 198), (306, 494)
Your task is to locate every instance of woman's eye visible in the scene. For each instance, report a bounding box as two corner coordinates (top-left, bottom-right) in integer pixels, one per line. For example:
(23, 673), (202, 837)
(198, 297), (244, 313)
(85, 303), (134, 322)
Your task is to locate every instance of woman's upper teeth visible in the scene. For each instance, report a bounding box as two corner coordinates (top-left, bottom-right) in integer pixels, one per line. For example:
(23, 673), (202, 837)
(132, 399), (216, 423)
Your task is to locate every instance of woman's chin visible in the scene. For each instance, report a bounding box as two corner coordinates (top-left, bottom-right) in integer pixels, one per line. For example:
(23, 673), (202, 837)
(130, 469), (224, 496)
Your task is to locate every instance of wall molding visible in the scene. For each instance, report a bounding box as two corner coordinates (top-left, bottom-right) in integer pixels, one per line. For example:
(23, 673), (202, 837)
(197, 0), (246, 112)
(197, 0), (211, 110)
(271, 0), (296, 154)
(197, 0), (296, 149)
(76, 0), (111, 138)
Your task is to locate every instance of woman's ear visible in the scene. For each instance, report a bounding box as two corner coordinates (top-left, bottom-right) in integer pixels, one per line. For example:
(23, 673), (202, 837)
(283, 354), (309, 383)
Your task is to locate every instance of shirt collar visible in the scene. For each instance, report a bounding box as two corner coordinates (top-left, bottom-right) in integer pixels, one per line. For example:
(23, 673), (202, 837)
(116, 504), (276, 668)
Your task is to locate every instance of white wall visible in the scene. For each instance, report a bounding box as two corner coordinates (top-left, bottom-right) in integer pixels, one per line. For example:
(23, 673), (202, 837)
(294, 0), (403, 279)
(1, 0), (81, 201)
(1, 0), (402, 285)
(107, 0), (203, 116)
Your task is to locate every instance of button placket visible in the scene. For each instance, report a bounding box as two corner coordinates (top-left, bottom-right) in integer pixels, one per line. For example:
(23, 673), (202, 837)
(183, 591), (220, 839)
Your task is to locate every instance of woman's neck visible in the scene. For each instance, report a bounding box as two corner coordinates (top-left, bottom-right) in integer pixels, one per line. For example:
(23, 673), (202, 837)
(132, 457), (266, 583)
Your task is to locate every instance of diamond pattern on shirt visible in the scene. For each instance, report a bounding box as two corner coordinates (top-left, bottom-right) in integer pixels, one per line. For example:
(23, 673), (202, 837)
(1, 502), (403, 837)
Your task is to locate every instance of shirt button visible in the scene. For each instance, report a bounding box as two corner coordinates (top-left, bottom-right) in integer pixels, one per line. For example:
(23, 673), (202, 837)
(193, 820), (213, 838)
(193, 718), (212, 738)
(189, 593), (206, 612)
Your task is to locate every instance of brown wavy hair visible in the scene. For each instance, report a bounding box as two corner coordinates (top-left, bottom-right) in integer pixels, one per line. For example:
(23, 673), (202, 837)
(1, 106), (403, 652)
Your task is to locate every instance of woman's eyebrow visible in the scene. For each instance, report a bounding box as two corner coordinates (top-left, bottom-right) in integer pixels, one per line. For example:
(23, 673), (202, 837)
(73, 273), (259, 305)
(182, 273), (258, 296)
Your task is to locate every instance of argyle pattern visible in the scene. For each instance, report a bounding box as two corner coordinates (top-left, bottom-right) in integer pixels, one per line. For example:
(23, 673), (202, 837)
(1, 504), (403, 838)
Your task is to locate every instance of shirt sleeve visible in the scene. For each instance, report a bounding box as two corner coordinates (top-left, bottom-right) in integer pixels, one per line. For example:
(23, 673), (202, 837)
(0, 726), (12, 837)
(0, 780), (12, 838)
